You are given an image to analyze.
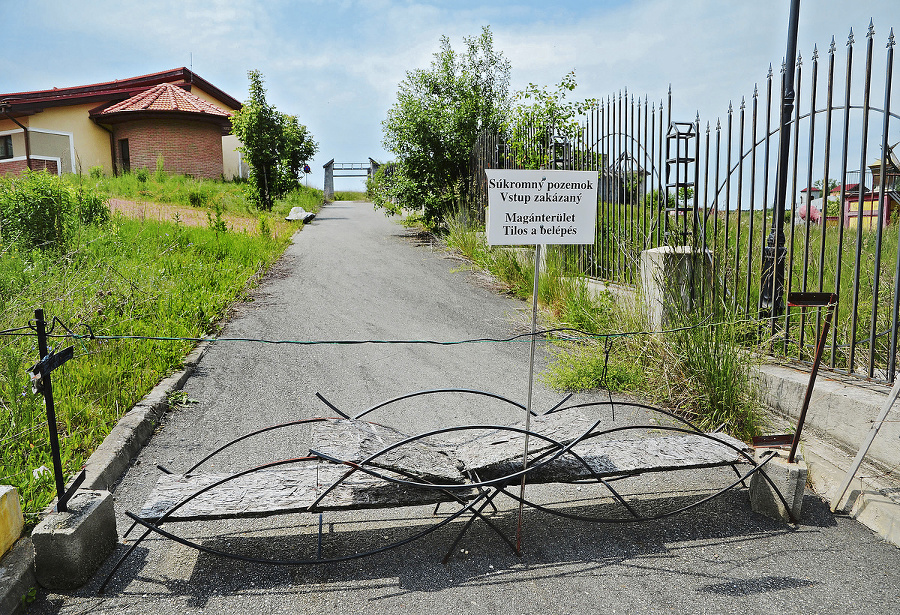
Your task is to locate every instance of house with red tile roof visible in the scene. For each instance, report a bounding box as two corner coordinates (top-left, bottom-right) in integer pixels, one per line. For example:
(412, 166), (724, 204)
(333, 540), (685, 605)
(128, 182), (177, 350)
(0, 68), (246, 180)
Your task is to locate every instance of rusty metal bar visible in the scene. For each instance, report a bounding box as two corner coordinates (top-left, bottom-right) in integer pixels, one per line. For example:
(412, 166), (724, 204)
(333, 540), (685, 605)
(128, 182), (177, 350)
(787, 292), (838, 463)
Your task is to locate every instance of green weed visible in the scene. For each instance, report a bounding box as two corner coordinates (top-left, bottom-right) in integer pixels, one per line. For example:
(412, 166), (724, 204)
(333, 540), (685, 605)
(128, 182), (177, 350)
(0, 215), (290, 522)
(444, 212), (764, 441)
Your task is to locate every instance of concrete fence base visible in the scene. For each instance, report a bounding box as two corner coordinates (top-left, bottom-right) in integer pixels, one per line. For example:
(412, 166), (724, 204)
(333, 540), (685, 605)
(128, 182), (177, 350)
(32, 490), (117, 590)
(749, 449), (808, 523)
(639, 246), (712, 331)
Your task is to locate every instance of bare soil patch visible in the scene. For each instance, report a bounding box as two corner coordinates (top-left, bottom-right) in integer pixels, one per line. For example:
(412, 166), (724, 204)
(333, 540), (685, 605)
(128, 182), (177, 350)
(109, 198), (260, 233)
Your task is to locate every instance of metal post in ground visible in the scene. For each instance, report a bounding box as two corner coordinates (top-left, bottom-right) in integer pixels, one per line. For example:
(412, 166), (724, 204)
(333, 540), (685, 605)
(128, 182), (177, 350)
(760, 0), (801, 319)
(516, 243), (541, 554)
(33, 309), (69, 512)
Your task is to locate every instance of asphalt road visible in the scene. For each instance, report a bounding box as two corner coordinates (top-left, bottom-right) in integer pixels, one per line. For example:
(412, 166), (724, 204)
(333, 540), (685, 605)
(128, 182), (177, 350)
(32, 202), (900, 614)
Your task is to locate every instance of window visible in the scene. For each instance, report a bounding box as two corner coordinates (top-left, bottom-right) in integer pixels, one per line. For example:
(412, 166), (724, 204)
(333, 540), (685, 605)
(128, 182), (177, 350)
(0, 135), (12, 160)
(119, 139), (130, 173)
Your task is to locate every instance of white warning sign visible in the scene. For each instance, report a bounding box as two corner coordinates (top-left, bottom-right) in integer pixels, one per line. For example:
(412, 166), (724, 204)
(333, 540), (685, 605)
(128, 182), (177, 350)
(485, 169), (598, 246)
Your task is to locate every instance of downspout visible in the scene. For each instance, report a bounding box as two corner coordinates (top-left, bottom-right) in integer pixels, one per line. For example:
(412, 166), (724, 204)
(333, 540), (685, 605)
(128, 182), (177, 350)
(95, 122), (118, 177)
(1, 108), (32, 171)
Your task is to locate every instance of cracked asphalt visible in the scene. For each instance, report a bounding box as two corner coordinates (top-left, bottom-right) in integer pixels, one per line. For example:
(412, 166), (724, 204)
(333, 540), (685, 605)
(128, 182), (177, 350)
(30, 201), (900, 614)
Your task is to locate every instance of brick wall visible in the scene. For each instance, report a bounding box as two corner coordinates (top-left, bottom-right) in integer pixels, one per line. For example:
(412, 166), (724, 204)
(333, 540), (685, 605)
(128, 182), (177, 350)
(113, 118), (224, 179)
(0, 158), (59, 177)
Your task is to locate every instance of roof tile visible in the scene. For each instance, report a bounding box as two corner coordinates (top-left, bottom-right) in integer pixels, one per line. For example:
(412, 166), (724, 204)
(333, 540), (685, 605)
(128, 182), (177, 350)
(98, 83), (230, 117)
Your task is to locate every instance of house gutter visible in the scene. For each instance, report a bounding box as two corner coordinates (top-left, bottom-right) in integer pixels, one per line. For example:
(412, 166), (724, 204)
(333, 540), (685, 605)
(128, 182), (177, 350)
(0, 104), (32, 171)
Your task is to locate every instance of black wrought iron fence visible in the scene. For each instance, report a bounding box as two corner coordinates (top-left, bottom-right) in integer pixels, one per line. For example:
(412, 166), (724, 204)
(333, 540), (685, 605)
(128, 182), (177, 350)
(470, 23), (899, 382)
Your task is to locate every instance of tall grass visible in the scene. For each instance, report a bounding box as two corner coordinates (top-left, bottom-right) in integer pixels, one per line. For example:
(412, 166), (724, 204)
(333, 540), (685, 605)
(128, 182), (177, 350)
(333, 191), (368, 201)
(66, 170), (326, 219)
(70, 171), (248, 212)
(444, 212), (766, 440)
(584, 202), (900, 376)
(0, 177), (298, 524)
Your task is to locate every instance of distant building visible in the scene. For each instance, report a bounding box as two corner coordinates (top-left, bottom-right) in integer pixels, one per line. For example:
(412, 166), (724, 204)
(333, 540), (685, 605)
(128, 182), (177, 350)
(799, 168), (900, 230)
(0, 68), (247, 180)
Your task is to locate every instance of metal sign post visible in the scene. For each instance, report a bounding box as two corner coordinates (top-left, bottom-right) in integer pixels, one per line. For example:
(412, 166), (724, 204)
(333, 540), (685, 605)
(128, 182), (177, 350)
(485, 168), (598, 552)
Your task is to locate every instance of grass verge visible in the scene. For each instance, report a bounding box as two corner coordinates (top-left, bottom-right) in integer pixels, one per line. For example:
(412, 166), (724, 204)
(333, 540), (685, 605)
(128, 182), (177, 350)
(1, 174), (313, 524)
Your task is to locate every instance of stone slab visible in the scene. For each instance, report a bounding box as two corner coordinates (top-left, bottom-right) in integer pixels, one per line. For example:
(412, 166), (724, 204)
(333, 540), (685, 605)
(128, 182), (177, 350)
(140, 462), (468, 522)
(456, 429), (751, 483)
(286, 207), (315, 222)
(309, 418), (464, 484)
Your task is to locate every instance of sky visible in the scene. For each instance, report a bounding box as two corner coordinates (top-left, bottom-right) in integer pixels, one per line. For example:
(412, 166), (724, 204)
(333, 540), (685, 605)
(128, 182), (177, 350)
(2, 0), (897, 191)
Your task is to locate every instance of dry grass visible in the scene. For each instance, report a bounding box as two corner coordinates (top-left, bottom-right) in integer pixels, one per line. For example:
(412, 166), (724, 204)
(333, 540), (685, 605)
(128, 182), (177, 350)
(108, 198), (295, 239)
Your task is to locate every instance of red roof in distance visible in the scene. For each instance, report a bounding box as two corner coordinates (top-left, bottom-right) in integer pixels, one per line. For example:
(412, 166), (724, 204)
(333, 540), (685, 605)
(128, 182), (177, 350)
(97, 83), (231, 117)
(0, 68), (241, 117)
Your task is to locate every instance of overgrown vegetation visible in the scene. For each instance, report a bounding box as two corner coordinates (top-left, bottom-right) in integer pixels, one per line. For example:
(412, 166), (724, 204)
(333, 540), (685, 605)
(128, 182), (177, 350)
(333, 190), (368, 201)
(373, 26), (511, 224)
(0, 171), (111, 252)
(74, 167), (248, 212)
(506, 71), (597, 170)
(443, 214), (766, 440)
(0, 171), (310, 523)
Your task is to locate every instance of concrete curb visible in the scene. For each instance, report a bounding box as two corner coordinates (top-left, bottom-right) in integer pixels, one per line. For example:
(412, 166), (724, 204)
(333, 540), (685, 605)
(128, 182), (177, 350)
(758, 362), (900, 547)
(0, 341), (208, 604)
(802, 433), (900, 548)
(758, 362), (900, 472)
(0, 538), (35, 615)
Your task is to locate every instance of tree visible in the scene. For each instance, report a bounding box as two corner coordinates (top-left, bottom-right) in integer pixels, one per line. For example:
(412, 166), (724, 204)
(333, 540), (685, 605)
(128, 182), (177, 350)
(506, 71), (597, 170)
(275, 112), (318, 197)
(380, 26), (511, 223)
(231, 70), (318, 210)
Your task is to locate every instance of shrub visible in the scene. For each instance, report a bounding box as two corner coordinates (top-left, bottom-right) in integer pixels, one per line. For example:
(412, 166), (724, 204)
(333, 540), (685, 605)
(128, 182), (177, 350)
(74, 186), (111, 226)
(207, 202), (227, 234)
(0, 171), (111, 251)
(89, 166), (104, 179)
(257, 214), (271, 239)
(135, 168), (150, 183)
(0, 171), (75, 250)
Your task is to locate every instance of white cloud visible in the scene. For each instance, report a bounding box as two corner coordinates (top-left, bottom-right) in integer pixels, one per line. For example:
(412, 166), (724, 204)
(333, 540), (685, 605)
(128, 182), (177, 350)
(3, 0), (897, 189)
